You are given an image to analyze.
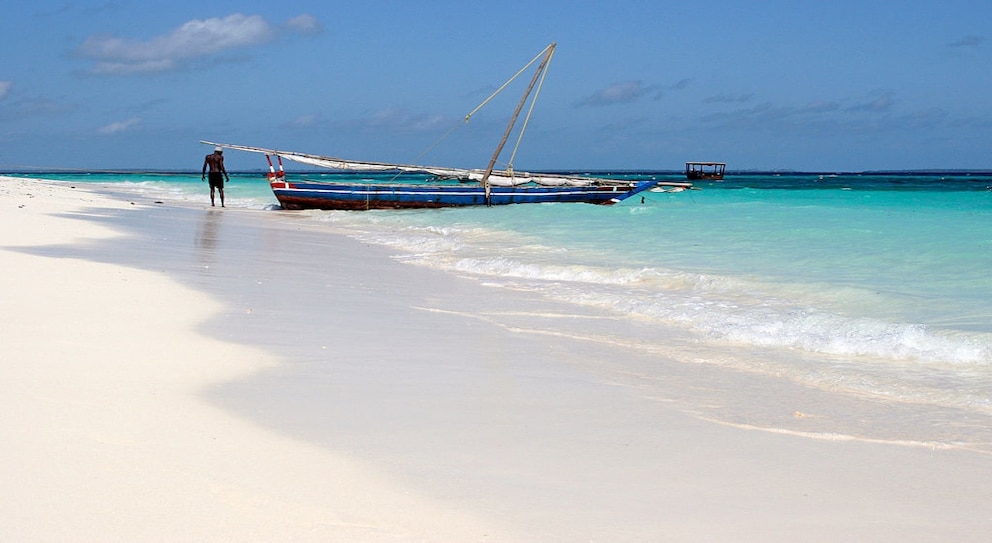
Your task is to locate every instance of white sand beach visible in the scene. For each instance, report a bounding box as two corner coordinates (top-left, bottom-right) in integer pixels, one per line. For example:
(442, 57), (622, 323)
(0, 178), (502, 540)
(2, 176), (991, 541)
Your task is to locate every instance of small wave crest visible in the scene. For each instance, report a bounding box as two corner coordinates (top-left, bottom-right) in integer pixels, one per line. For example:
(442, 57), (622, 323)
(328, 217), (992, 367)
(409, 252), (992, 367)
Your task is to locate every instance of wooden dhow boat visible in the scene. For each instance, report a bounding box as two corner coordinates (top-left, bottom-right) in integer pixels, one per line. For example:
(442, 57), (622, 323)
(204, 44), (692, 210)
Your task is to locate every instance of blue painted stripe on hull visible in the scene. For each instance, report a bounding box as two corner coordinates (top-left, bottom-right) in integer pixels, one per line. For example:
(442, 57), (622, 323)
(271, 181), (656, 210)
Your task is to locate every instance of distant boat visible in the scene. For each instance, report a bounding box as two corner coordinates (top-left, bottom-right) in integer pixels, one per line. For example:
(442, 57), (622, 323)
(203, 44), (692, 210)
(685, 162), (726, 181)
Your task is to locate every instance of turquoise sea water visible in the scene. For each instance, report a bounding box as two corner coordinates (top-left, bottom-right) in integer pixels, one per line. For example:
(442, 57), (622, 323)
(12, 170), (992, 429)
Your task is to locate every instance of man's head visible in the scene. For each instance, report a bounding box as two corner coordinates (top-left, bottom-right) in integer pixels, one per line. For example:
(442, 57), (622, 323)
(214, 146), (223, 154)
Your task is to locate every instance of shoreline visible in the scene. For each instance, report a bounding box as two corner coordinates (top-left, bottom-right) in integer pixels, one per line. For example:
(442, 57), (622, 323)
(3, 176), (992, 541)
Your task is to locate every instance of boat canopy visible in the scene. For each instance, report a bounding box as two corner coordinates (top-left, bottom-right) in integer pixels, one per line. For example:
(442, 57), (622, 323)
(685, 161), (726, 180)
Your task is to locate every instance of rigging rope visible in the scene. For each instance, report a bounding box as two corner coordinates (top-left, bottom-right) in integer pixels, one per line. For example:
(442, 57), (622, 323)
(463, 43), (555, 122)
(506, 46), (554, 172)
(407, 43), (557, 170)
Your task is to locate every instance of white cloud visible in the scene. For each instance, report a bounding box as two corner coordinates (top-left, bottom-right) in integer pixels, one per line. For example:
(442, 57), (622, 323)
(98, 117), (141, 135)
(0, 81), (11, 100)
(76, 13), (320, 75)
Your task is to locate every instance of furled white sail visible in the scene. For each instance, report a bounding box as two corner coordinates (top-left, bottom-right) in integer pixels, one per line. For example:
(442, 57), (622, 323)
(201, 141), (626, 187)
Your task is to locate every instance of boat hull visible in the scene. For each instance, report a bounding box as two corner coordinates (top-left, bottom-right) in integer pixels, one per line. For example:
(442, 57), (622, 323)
(270, 179), (659, 210)
(685, 172), (724, 181)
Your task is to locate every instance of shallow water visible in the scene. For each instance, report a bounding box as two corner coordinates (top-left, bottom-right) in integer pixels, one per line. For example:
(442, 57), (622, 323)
(13, 170), (992, 443)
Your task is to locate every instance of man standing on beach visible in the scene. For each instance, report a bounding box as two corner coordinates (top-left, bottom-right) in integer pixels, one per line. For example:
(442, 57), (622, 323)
(202, 147), (230, 207)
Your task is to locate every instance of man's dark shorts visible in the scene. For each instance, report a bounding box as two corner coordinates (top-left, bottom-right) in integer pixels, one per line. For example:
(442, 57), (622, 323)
(208, 172), (225, 189)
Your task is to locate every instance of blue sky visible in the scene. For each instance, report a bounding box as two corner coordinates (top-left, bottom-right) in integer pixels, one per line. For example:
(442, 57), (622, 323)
(1, 1), (990, 171)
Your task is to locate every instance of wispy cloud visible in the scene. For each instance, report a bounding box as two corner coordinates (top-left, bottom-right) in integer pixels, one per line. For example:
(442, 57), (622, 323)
(847, 92), (895, 113)
(693, 90), (955, 141)
(35, 1), (125, 18)
(285, 14), (322, 35)
(75, 13), (321, 75)
(799, 101), (841, 114)
(576, 81), (659, 107)
(98, 117), (141, 135)
(0, 96), (75, 122)
(286, 113), (322, 128)
(282, 108), (450, 133)
(948, 35), (984, 48)
(0, 81), (11, 100)
(704, 92), (753, 104)
(356, 108), (449, 132)
(598, 116), (649, 133)
(577, 78), (690, 108)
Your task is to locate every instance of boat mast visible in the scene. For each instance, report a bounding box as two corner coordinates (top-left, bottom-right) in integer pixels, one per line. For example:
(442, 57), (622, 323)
(481, 43), (556, 205)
